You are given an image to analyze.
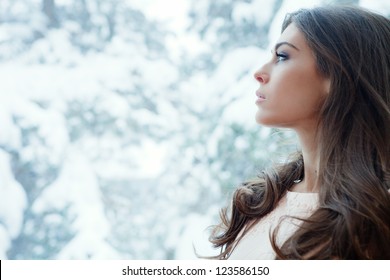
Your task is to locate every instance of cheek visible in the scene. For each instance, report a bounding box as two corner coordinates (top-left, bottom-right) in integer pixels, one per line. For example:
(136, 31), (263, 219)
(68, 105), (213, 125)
(281, 68), (327, 105)
(270, 66), (307, 93)
(270, 72), (308, 101)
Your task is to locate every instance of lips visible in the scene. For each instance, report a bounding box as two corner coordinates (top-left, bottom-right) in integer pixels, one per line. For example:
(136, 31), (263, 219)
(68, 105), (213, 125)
(256, 90), (266, 101)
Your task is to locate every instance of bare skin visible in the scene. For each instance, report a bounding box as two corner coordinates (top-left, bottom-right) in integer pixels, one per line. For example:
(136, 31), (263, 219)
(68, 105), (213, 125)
(253, 23), (330, 193)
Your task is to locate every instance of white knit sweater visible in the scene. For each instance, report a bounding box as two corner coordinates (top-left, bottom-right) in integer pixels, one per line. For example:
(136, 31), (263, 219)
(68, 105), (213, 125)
(228, 191), (319, 259)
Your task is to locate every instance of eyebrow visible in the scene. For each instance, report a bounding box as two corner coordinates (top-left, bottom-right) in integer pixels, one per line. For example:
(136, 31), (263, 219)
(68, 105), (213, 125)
(274, 41), (300, 52)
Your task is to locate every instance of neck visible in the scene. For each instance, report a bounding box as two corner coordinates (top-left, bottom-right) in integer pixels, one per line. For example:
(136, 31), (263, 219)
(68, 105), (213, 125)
(292, 126), (321, 193)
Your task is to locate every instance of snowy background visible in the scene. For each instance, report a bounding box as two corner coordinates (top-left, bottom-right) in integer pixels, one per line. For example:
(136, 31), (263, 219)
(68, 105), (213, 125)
(0, 0), (389, 260)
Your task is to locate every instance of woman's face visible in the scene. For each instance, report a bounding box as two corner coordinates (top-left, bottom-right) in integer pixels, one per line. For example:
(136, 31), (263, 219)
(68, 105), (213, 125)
(254, 23), (330, 131)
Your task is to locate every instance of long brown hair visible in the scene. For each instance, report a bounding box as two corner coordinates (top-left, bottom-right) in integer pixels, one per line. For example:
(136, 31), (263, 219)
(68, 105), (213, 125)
(210, 5), (390, 259)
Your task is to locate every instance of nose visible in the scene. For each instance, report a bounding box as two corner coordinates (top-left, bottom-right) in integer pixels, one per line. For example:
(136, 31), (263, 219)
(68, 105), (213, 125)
(253, 67), (269, 84)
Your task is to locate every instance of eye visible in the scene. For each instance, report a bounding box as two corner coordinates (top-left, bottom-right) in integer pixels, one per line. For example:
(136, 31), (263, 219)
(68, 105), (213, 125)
(275, 51), (288, 62)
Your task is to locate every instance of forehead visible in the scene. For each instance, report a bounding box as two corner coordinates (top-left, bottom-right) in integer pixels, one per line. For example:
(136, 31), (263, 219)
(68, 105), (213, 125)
(277, 23), (308, 51)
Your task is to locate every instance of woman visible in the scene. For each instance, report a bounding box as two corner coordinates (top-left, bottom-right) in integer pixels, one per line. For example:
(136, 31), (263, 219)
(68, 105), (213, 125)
(210, 5), (390, 259)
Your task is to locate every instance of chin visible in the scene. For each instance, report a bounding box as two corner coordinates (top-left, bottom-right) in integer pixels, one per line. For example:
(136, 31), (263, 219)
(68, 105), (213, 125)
(255, 113), (275, 126)
(255, 118), (275, 127)
(255, 115), (292, 128)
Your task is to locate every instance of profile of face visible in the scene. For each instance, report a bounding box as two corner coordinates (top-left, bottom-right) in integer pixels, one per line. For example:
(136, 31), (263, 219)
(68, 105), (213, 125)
(254, 23), (330, 131)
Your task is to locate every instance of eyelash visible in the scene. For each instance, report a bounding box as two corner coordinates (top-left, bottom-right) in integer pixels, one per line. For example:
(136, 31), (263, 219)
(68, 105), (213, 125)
(275, 51), (288, 62)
